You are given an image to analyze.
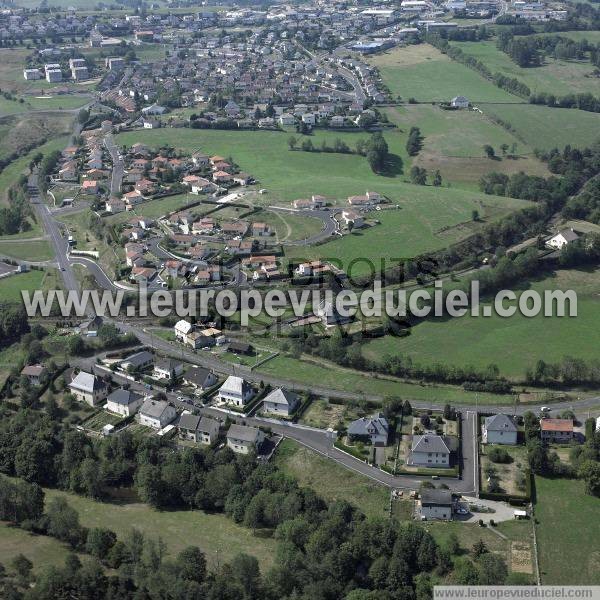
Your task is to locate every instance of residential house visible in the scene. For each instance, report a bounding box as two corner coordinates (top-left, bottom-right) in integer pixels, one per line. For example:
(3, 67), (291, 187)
(420, 489), (454, 520)
(178, 413), (202, 442)
(106, 388), (144, 417)
(540, 419), (573, 444)
(174, 319), (194, 341)
(342, 209), (364, 228)
(482, 414), (517, 445)
(227, 341), (253, 355)
(409, 434), (454, 467)
(547, 229), (579, 250)
(183, 366), (217, 392)
(347, 413), (390, 446)
(450, 96), (469, 108)
(69, 371), (107, 406)
(251, 222), (271, 237)
(119, 350), (154, 373)
(198, 416), (220, 445)
(106, 198), (126, 213)
(262, 387), (300, 416)
(139, 399), (177, 429)
(153, 358), (184, 381)
(226, 424), (265, 454)
(20, 364), (46, 386)
(218, 375), (254, 407)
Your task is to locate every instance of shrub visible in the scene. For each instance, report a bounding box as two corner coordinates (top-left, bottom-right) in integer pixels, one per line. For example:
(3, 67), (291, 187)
(488, 447), (512, 464)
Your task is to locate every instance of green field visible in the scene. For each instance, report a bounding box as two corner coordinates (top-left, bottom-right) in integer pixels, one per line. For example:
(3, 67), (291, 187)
(286, 190), (530, 274)
(258, 354), (514, 405)
(43, 487), (277, 570)
(106, 193), (198, 223)
(451, 40), (600, 97)
(0, 269), (46, 303)
(482, 103), (600, 150)
(25, 95), (91, 111)
(368, 44), (521, 103)
(274, 439), (389, 519)
(0, 240), (54, 261)
(361, 268), (600, 380)
(0, 523), (76, 575)
(259, 209), (324, 243)
(535, 477), (600, 584)
(0, 135), (69, 204)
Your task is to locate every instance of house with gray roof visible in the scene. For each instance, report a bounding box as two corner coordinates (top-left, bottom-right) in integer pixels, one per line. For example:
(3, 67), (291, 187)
(262, 387), (300, 416)
(409, 434), (455, 467)
(420, 489), (454, 520)
(139, 399), (177, 429)
(348, 413), (390, 446)
(218, 375), (254, 407)
(153, 358), (184, 381)
(198, 416), (220, 445)
(183, 366), (217, 392)
(483, 414), (517, 445)
(226, 424), (264, 454)
(119, 350), (154, 373)
(106, 388), (144, 417)
(178, 413), (201, 442)
(69, 371), (107, 406)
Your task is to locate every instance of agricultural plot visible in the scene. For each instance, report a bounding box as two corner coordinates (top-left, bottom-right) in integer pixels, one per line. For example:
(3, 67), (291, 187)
(80, 410), (124, 432)
(450, 40), (600, 97)
(0, 269), (46, 304)
(368, 44), (521, 103)
(535, 477), (600, 584)
(106, 193), (198, 223)
(482, 103), (600, 150)
(361, 268), (600, 380)
(0, 240), (53, 261)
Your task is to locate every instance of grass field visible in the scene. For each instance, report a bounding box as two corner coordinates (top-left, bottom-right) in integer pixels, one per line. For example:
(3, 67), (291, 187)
(361, 268), (600, 380)
(259, 209), (324, 243)
(368, 44), (521, 103)
(258, 354), (516, 405)
(43, 487), (277, 570)
(286, 190), (530, 274)
(106, 193), (198, 223)
(0, 269), (46, 303)
(535, 477), (600, 584)
(0, 135), (69, 204)
(273, 439), (390, 519)
(0, 240), (53, 261)
(480, 443), (528, 495)
(0, 522), (75, 575)
(482, 103), (600, 150)
(451, 40), (600, 97)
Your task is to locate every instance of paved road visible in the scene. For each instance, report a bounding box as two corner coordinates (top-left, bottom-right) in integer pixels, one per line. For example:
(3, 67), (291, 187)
(268, 206), (339, 246)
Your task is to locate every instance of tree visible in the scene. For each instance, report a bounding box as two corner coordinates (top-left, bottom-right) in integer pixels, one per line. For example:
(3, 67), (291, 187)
(410, 166), (427, 185)
(365, 132), (389, 173)
(501, 143), (509, 156)
(477, 553), (508, 584)
(433, 170), (442, 186)
(406, 126), (423, 156)
(483, 145), (495, 159)
(287, 135), (297, 151)
(472, 539), (488, 558)
(301, 139), (314, 152)
(85, 528), (117, 560)
(472, 209), (480, 221)
(177, 546), (207, 583)
(11, 554), (32, 583)
(579, 460), (600, 496)
(78, 108), (90, 125)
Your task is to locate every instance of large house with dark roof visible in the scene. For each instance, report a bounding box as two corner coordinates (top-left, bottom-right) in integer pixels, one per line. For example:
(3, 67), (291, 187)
(226, 424), (264, 454)
(409, 434), (456, 467)
(69, 371), (107, 406)
(482, 414), (517, 445)
(106, 388), (144, 417)
(262, 388), (300, 416)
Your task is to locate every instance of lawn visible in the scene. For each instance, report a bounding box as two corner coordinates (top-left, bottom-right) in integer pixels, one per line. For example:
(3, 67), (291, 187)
(299, 398), (364, 429)
(368, 44), (521, 103)
(258, 209), (324, 243)
(43, 487), (277, 571)
(451, 40), (600, 98)
(482, 103), (600, 151)
(0, 240), (54, 261)
(479, 443), (528, 496)
(106, 193), (198, 223)
(0, 269), (46, 304)
(258, 354), (515, 405)
(25, 95), (91, 111)
(534, 476), (600, 584)
(273, 439), (390, 519)
(361, 268), (600, 380)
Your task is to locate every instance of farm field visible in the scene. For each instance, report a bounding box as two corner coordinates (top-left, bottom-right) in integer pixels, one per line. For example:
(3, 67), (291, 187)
(273, 439), (390, 519)
(0, 269), (46, 304)
(361, 268), (600, 380)
(0, 239), (53, 261)
(257, 354), (516, 405)
(368, 44), (521, 103)
(386, 105), (550, 187)
(106, 193), (199, 223)
(482, 103), (600, 150)
(450, 40), (600, 97)
(286, 190), (530, 275)
(43, 487), (277, 571)
(534, 477), (600, 584)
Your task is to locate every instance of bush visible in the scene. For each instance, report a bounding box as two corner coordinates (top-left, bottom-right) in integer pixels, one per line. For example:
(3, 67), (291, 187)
(488, 447), (513, 464)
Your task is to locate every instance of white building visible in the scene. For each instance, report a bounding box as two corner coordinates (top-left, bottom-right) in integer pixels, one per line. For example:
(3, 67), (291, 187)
(152, 358), (184, 381)
(23, 68), (42, 80)
(106, 388), (144, 417)
(262, 387), (300, 416)
(174, 319), (193, 341)
(139, 399), (177, 429)
(226, 424), (264, 454)
(482, 414), (518, 445)
(410, 434), (452, 467)
(420, 489), (453, 520)
(547, 229), (579, 250)
(68, 371), (107, 406)
(218, 375), (254, 407)
(451, 96), (469, 108)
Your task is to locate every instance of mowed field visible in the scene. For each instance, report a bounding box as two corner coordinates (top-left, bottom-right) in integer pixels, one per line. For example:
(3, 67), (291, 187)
(274, 439), (389, 519)
(386, 105), (550, 187)
(361, 268), (600, 379)
(450, 40), (600, 97)
(368, 44), (521, 103)
(535, 477), (600, 584)
(482, 103), (600, 150)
